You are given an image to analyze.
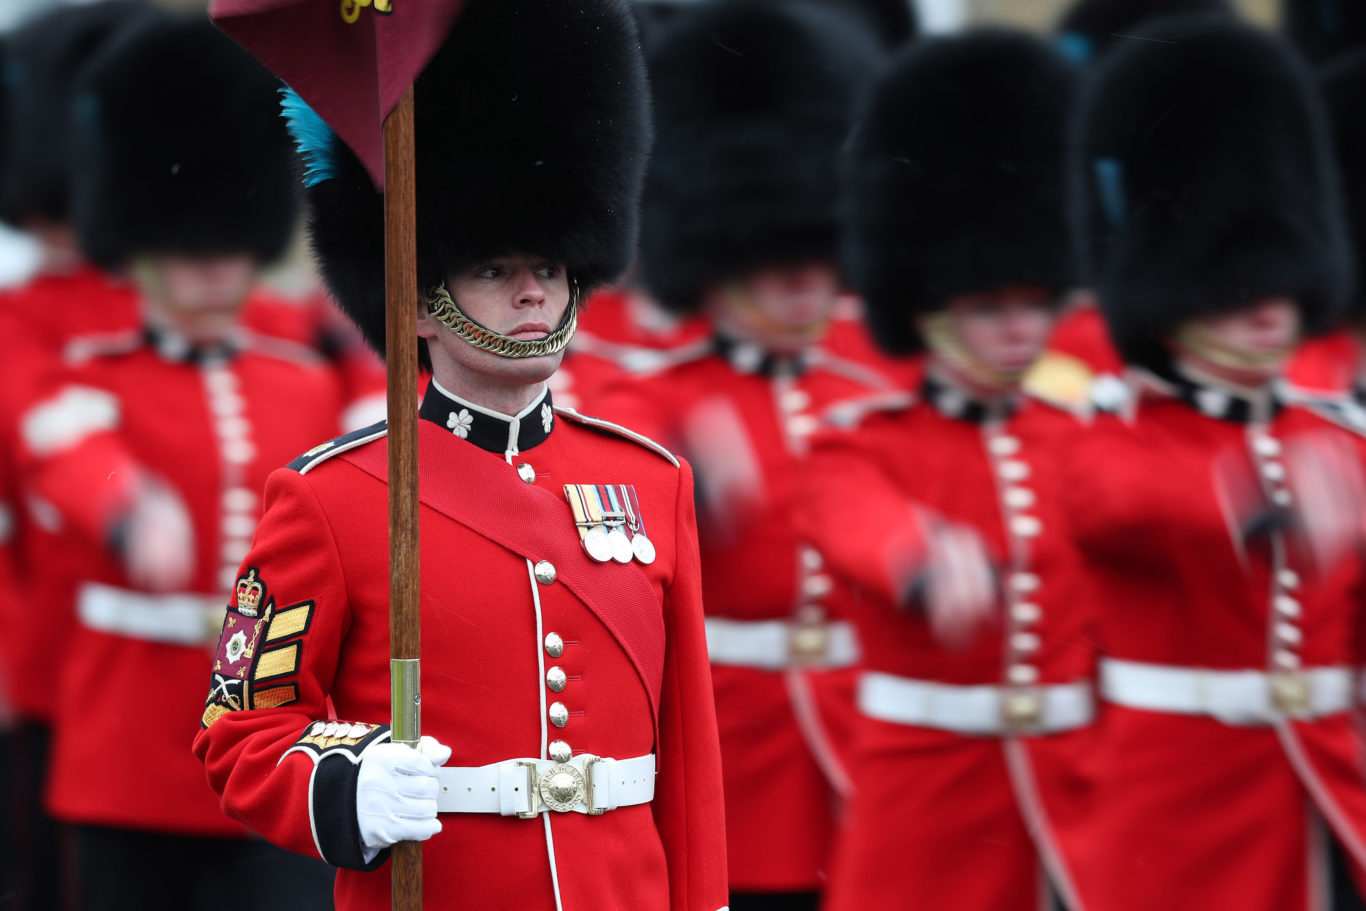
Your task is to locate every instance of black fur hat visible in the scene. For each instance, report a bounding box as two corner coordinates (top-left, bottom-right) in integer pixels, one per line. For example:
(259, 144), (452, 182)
(844, 29), (1075, 356)
(71, 16), (296, 270)
(1285, 0), (1366, 67)
(290, 0), (651, 361)
(633, 0), (915, 52)
(1055, 0), (1234, 65)
(1321, 51), (1366, 317)
(0, 1), (163, 226)
(1072, 14), (1351, 371)
(638, 0), (881, 313)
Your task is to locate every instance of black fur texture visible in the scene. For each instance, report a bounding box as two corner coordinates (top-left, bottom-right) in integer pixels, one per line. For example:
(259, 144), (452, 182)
(302, 0), (651, 361)
(1055, 0), (1233, 65)
(1321, 51), (1366, 317)
(637, 0), (882, 313)
(1071, 14), (1351, 371)
(71, 16), (297, 270)
(1285, 0), (1366, 67)
(844, 29), (1076, 355)
(0, 1), (163, 225)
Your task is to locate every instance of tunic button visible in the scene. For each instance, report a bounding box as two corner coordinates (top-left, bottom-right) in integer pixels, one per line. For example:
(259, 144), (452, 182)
(1276, 623), (1303, 645)
(988, 436), (1021, 456)
(534, 561), (557, 585)
(1274, 650), (1301, 670)
(803, 574), (833, 598)
(1275, 596), (1301, 618)
(517, 463), (536, 484)
(549, 702), (569, 728)
(1011, 572), (1041, 594)
(1253, 436), (1282, 457)
(1008, 665), (1039, 686)
(801, 547), (823, 572)
(1011, 516), (1042, 538)
(781, 389), (811, 413)
(546, 666), (567, 693)
(1278, 569), (1300, 591)
(999, 460), (1030, 482)
(787, 415), (819, 438)
(548, 740), (573, 763)
(544, 633), (564, 658)
(1271, 489), (1293, 508)
(1012, 603), (1041, 625)
(1011, 632), (1041, 654)
(1004, 487), (1035, 510)
(1261, 462), (1286, 482)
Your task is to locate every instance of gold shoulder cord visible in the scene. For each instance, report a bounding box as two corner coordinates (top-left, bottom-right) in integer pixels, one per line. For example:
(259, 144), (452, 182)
(422, 278), (580, 359)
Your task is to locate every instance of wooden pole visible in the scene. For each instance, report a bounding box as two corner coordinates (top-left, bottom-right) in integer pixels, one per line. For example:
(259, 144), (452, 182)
(382, 86), (422, 911)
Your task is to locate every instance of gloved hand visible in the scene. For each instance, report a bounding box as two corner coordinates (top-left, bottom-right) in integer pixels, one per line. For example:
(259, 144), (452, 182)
(121, 480), (196, 593)
(357, 735), (452, 857)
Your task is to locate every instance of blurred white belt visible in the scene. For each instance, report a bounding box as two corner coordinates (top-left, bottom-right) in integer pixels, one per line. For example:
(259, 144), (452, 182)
(436, 752), (655, 817)
(77, 583), (223, 646)
(859, 671), (1095, 735)
(705, 617), (859, 669)
(1100, 658), (1353, 724)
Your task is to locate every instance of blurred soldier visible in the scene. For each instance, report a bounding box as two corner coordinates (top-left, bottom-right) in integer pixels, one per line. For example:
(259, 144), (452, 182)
(13, 17), (344, 909)
(193, 1), (728, 909)
(1285, 0), (1366, 67)
(802, 31), (1093, 911)
(588, 4), (887, 908)
(1026, 0), (1239, 408)
(1066, 16), (1366, 909)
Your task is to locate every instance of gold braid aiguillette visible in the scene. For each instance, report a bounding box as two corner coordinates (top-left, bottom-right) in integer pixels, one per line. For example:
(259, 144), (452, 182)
(423, 279), (579, 359)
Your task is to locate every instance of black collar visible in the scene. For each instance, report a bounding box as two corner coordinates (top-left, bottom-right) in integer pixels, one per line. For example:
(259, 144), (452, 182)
(920, 373), (1018, 424)
(1163, 367), (1285, 424)
(143, 325), (240, 364)
(713, 334), (808, 377)
(419, 378), (555, 454)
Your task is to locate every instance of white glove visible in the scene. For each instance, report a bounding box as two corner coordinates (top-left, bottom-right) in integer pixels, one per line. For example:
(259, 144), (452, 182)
(922, 522), (998, 650)
(357, 735), (452, 858)
(122, 481), (196, 593)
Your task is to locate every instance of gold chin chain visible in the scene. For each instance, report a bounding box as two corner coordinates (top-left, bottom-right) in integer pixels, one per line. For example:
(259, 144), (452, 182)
(1174, 321), (1294, 373)
(922, 311), (1029, 390)
(422, 279), (579, 359)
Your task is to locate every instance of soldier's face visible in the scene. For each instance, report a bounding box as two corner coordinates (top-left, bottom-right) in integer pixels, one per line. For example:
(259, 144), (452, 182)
(708, 262), (841, 354)
(938, 287), (1056, 377)
(138, 253), (259, 343)
(1173, 297), (1301, 384)
(420, 254), (571, 391)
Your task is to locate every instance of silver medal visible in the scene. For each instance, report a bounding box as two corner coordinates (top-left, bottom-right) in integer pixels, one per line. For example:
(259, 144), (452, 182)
(609, 527), (634, 564)
(632, 534), (657, 565)
(583, 525), (613, 563)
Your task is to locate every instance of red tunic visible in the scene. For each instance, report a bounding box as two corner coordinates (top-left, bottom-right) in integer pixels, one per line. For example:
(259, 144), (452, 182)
(17, 323), (343, 835)
(801, 379), (1098, 911)
(1063, 372), (1366, 911)
(193, 383), (728, 911)
(590, 338), (897, 892)
(1286, 328), (1362, 398)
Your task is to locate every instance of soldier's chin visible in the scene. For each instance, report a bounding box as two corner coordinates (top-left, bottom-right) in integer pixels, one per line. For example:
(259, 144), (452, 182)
(477, 348), (565, 385)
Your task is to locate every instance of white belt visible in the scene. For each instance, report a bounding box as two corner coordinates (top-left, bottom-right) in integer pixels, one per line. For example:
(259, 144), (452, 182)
(858, 671), (1095, 735)
(1100, 658), (1353, 725)
(436, 752), (655, 817)
(77, 583), (223, 646)
(705, 617), (860, 670)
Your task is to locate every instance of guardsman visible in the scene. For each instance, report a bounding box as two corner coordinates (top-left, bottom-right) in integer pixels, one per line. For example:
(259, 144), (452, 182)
(192, 2), (728, 909)
(1065, 15), (1366, 909)
(14, 17), (342, 909)
(800, 31), (1094, 911)
(588, 5), (888, 908)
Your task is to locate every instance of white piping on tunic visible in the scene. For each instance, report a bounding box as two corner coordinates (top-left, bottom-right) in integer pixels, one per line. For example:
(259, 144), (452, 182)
(525, 557), (562, 911)
(1003, 737), (1085, 910)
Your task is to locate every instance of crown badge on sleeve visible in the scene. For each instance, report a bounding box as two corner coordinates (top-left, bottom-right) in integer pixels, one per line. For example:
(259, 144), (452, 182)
(236, 569), (265, 617)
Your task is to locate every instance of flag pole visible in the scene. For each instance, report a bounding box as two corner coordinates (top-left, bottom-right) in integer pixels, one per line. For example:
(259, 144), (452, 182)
(383, 85), (423, 911)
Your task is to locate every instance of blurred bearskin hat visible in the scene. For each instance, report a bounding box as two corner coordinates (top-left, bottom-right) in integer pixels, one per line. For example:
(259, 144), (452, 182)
(844, 29), (1075, 356)
(285, 0), (651, 361)
(0, 1), (164, 226)
(1072, 14), (1350, 372)
(1321, 51), (1366, 317)
(634, 0), (914, 52)
(71, 16), (296, 271)
(638, 0), (882, 313)
(1055, 0), (1234, 65)
(1286, 0), (1366, 67)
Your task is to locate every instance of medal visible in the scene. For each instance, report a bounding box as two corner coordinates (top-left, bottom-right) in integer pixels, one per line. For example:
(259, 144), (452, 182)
(564, 484), (612, 563)
(583, 525), (613, 563)
(631, 534), (656, 565)
(602, 485), (634, 564)
(621, 484), (656, 565)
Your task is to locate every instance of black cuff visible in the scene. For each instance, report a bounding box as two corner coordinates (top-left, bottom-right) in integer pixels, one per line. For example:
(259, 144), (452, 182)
(312, 751), (390, 871)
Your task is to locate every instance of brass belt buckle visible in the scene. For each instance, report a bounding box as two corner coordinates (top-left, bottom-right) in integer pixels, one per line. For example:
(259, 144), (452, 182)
(789, 621), (830, 664)
(583, 755), (603, 816)
(538, 761), (587, 814)
(1001, 688), (1043, 731)
(515, 760), (541, 819)
(1271, 671), (1312, 717)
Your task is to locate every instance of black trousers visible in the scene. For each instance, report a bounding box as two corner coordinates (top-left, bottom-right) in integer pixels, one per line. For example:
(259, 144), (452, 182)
(71, 826), (336, 911)
(6, 722), (63, 911)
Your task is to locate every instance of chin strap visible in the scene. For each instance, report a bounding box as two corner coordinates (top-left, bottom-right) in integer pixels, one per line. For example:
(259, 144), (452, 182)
(1174, 321), (1294, 373)
(423, 278), (580, 360)
(721, 283), (830, 346)
(921, 311), (1028, 392)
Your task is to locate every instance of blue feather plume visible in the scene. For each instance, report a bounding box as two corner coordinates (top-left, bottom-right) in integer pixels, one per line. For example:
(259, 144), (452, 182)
(279, 86), (337, 188)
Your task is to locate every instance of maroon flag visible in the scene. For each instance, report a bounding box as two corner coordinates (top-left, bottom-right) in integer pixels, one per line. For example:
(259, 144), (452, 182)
(210, 0), (467, 187)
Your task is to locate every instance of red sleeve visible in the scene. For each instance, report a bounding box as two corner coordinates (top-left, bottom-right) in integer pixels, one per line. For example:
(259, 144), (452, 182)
(192, 467), (387, 871)
(652, 459), (729, 911)
(800, 425), (929, 605)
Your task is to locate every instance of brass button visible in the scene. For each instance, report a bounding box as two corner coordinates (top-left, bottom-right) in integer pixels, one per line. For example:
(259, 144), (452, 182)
(802, 574), (833, 598)
(1278, 569), (1300, 591)
(1011, 572), (1040, 594)
(1004, 487), (1035, 510)
(1253, 436), (1282, 457)
(1012, 632), (1040, 654)
(1011, 516), (1042, 538)
(988, 435), (1021, 456)
(517, 463), (536, 484)
(546, 666), (567, 692)
(1007, 664), (1039, 686)
(544, 633), (564, 658)
(548, 740), (572, 763)
(1012, 603), (1041, 624)
(534, 561), (557, 585)
(1275, 595), (1301, 618)
(1261, 462), (1286, 482)
(999, 460), (1030, 482)
(549, 702), (569, 728)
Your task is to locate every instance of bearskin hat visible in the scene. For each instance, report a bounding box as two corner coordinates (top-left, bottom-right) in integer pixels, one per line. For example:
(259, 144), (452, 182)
(284, 0), (650, 361)
(1072, 14), (1350, 371)
(1285, 0), (1366, 67)
(70, 16), (296, 270)
(0, 1), (164, 226)
(1320, 51), (1366, 316)
(1055, 0), (1234, 65)
(844, 29), (1075, 356)
(637, 0), (881, 313)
